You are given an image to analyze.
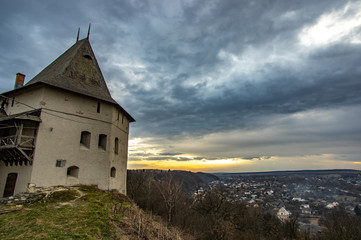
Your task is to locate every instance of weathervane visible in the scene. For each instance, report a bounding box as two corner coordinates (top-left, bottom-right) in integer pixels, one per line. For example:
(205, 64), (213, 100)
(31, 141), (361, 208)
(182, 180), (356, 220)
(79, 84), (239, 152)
(87, 23), (91, 40)
(76, 28), (80, 42)
(76, 24), (91, 42)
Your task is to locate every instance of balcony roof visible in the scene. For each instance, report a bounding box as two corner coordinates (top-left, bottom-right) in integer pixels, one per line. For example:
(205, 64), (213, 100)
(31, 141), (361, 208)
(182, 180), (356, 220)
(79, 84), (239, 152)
(0, 109), (41, 122)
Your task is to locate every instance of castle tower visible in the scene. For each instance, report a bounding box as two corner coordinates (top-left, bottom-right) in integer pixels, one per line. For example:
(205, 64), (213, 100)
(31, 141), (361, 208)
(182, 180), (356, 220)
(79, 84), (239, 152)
(0, 38), (134, 196)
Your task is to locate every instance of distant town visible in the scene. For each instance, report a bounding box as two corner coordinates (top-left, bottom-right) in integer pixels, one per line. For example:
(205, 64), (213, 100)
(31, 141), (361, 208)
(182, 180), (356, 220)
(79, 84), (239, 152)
(193, 169), (361, 233)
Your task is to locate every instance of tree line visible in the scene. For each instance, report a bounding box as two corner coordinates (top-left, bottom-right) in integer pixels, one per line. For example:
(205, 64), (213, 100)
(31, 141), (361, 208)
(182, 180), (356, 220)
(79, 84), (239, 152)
(127, 170), (361, 240)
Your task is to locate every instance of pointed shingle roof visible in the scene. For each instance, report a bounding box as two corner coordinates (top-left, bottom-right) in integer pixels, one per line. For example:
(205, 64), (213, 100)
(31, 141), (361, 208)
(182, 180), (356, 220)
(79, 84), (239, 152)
(26, 38), (114, 103)
(5, 38), (134, 122)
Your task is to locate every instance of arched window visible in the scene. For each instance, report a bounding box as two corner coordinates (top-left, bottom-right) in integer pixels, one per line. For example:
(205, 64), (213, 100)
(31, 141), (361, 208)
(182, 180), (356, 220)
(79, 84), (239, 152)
(67, 166), (79, 178)
(110, 167), (116, 178)
(98, 134), (107, 150)
(114, 137), (119, 154)
(80, 131), (91, 148)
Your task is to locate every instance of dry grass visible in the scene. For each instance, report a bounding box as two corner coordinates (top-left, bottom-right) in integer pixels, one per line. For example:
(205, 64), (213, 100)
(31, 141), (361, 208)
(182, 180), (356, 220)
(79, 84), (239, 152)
(117, 202), (190, 240)
(0, 185), (192, 240)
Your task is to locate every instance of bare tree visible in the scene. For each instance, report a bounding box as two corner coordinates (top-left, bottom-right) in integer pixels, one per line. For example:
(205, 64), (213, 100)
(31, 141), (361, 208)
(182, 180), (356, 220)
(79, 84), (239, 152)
(155, 173), (184, 223)
(127, 170), (147, 201)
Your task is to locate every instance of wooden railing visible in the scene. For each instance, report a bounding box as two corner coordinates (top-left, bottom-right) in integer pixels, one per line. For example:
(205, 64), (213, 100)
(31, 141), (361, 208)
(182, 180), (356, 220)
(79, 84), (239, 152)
(0, 135), (16, 147)
(0, 135), (35, 148)
(19, 136), (35, 147)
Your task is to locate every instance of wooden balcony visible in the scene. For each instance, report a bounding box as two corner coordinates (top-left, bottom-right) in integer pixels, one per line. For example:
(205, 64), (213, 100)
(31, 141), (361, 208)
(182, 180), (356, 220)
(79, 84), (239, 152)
(0, 135), (35, 149)
(0, 135), (36, 166)
(0, 109), (41, 166)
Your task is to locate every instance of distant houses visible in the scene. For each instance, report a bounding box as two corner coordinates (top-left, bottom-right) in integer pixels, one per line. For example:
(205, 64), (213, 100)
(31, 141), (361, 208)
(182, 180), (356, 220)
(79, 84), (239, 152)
(325, 202), (339, 209)
(277, 207), (291, 221)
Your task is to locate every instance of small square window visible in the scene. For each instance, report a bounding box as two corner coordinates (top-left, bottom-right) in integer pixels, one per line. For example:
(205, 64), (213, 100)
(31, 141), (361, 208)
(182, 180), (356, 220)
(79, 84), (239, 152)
(56, 160), (66, 167)
(80, 131), (91, 148)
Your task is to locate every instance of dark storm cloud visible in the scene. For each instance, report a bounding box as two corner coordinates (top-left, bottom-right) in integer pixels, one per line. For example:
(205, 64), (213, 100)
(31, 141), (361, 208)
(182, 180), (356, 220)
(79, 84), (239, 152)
(94, 0), (361, 138)
(167, 105), (361, 160)
(0, 0), (93, 91)
(129, 50), (361, 137)
(1, 0), (361, 143)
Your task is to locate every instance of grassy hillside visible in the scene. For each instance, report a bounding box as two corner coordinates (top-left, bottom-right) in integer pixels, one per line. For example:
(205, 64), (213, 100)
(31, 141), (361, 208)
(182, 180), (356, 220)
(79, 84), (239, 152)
(0, 185), (188, 240)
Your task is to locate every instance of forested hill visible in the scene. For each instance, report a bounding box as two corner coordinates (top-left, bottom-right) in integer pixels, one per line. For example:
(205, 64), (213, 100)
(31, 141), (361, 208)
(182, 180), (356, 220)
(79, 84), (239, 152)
(172, 170), (219, 193)
(127, 169), (219, 194)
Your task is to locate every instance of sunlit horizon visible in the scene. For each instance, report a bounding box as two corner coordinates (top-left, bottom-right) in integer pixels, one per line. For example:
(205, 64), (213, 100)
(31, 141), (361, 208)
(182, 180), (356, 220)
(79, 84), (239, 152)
(128, 138), (361, 173)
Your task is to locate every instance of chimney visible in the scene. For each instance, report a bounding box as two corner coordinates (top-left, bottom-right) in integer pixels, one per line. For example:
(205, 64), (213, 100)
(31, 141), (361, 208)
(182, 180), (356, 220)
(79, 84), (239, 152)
(14, 73), (25, 89)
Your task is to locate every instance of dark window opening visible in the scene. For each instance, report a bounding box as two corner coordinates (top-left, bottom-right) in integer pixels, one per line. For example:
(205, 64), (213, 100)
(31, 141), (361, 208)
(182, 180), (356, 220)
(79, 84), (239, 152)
(80, 131), (91, 148)
(114, 137), (119, 154)
(3, 173), (17, 197)
(97, 102), (100, 113)
(1, 99), (8, 110)
(98, 134), (107, 150)
(117, 111), (120, 120)
(83, 54), (92, 60)
(56, 160), (66, 167)
(11, 97), (15, 107)
(67, 166), (79, 178)
(110, 167), (116, 178)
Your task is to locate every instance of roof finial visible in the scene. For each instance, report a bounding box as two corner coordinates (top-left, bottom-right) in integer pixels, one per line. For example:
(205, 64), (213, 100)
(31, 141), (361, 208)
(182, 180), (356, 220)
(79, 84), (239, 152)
(87, 23), (91, 40)
(76, 27), (80, 42)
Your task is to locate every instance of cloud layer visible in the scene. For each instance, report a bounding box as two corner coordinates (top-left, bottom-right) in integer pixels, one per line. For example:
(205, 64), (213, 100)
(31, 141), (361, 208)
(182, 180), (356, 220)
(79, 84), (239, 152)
(1, 0), (360, 171)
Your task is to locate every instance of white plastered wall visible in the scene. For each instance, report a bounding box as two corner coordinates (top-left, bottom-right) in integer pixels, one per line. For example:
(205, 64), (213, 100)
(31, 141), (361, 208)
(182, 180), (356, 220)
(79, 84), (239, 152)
(1, 86), (131, 194)
(108, 109), (129, 194)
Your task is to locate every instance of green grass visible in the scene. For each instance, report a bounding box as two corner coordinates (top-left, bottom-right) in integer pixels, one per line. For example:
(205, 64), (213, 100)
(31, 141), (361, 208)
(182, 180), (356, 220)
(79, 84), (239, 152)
(45, 189), (79, 203)
(0, 187), (130, 240)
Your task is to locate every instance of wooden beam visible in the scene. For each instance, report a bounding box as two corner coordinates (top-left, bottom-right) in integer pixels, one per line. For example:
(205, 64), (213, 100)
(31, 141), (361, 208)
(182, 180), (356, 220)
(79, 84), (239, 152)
(16, 122), (24, 146)
(17, 147), (32, 162)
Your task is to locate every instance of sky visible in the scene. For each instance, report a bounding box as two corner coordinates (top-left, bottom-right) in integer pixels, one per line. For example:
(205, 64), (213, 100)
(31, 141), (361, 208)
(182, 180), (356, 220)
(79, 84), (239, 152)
(1, 0), (361, 173)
